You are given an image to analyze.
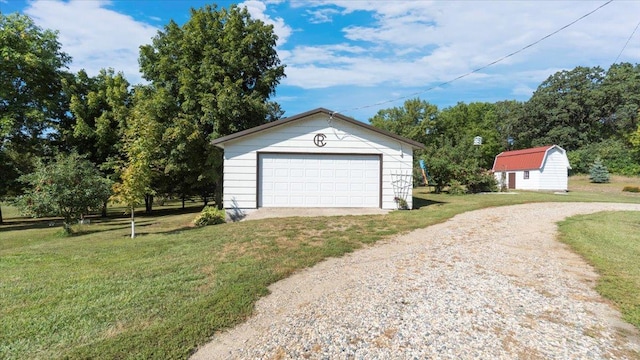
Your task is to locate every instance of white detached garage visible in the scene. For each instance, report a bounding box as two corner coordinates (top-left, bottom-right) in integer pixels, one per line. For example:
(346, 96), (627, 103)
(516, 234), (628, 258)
(211, 108), (425, 215)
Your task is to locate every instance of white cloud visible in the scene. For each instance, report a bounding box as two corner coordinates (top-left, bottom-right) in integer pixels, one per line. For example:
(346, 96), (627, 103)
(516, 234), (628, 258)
(281, 1), (640, 92)
(512, 84), (536, 97)
(25, 0), (158, 85)
(240, 0), (293, 46)
(306, 8), (340, 24)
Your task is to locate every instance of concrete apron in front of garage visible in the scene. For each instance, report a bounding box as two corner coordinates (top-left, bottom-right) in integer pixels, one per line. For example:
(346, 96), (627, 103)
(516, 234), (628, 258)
(238, 208), (390, 221)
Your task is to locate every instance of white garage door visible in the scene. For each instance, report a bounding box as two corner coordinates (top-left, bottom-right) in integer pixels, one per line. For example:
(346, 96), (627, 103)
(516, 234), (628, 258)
(259, 153), (380, 208)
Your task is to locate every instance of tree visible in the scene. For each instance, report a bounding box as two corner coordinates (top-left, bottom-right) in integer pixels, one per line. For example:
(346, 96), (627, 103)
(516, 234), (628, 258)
(15, 152), (112, 234)
(111, 86), (162, 238)
(599, 63), (640, 138)
(138, 4), (285, 209)
(492, 100), (524, 151)
(66, 69), (130, 165)
(1, 13), (72, 222)
(369, 98), (437, 146)
(436, 102), (504, 169)
(0, 13), (71, 155)
(589, 158), (610, 183)
(0, 147), (20, 224)
(568, 138), (640, 175)
(420, 139), (467, 193)
(65, 68), (131, 215)
(370, 99), (437, 189)
(515, 66), (606, 151)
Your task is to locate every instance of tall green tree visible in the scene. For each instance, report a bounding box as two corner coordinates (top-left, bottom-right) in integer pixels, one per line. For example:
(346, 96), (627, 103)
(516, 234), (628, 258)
(599, 62), (640, 138)
(138, 4), (285, 208)
(66, 69), (130, 166)
(515, 66), (605, 151)
(15, 152), (112, 234)
(492, 100), (524, 150)
(369, 98), (437, 146)
(65, 68), (131, 215)
(1, 13), (72, 222)
(435, 102), (504, 169)
(0, 12), (71, 152)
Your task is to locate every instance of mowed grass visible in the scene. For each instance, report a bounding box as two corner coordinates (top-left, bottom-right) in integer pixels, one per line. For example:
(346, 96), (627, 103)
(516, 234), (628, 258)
(1, 178), (640, 359)
(569, 174), (640, 193)
(558, 211), (640, 329)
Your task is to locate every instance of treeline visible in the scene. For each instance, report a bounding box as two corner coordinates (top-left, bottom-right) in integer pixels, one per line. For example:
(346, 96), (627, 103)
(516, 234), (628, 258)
(3, 8), (640, 224)
(370, 63), (640, 191)
(0, 6), (285, 225)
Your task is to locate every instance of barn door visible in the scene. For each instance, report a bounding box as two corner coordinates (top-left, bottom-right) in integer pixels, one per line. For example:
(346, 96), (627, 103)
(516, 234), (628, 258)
(508, 173), (516, 189)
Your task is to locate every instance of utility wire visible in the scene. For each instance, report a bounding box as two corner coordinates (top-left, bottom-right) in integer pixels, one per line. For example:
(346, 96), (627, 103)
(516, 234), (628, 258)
(336, 0), (614, 115)
(614, 18), (640, 64)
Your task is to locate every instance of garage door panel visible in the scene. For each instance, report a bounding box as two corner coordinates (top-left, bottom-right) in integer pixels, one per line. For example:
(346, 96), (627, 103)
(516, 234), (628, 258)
(320, 183), (334, 191)
(274, 168), (288, 177)
(259, 153), (380, 208)
(274, 183), (288, 191)
(305, 183), (319, 191)
(335, 183), (349, 191)
(305, 196), (319, 205)
(350, 169), (364, 178)
(320, 169), (333, 177)
(365, 183), (378, 191)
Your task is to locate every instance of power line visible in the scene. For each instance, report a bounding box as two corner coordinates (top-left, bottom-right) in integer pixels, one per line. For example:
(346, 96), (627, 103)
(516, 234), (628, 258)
(614, 18), (640, 64)
(336, 0), (614, 115)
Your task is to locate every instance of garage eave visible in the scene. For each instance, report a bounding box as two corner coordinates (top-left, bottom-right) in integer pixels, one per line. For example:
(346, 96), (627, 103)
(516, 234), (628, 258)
(211, 108), (426, 150)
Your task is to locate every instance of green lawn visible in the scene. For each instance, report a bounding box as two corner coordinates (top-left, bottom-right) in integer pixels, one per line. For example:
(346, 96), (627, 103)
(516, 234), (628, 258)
(1, 183), (639, 359)
(558, 211), (640, 330)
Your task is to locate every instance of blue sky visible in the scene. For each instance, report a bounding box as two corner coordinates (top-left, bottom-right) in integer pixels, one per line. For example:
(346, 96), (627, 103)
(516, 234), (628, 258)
(2, 0), (640, 121)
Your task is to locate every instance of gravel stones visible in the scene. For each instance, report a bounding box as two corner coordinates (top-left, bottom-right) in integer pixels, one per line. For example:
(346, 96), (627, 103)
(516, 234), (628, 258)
(191, 202), (640, 359)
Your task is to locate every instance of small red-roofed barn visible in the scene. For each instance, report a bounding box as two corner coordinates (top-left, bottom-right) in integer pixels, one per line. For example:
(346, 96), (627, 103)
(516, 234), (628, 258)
(492, 145), (571, 191)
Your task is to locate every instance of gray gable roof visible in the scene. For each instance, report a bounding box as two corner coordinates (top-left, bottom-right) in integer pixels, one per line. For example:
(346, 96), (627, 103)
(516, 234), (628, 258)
(211, 108), (426, 149)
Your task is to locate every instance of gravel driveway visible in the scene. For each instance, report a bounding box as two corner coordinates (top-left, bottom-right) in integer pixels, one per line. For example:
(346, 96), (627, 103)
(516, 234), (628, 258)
(192, 202), (640, 359)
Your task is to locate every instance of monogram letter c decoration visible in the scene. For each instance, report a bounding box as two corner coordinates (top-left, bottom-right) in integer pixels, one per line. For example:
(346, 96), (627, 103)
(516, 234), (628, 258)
(313, 133), (327, 147)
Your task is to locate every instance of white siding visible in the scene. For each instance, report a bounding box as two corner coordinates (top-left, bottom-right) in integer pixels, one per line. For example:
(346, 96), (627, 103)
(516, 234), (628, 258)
(222, 113), (414, 210)
(494, 172), (505, 189)
(514, 169), (541, 190)
(539, 147), (569, 191)
(494, 170), (541, 190)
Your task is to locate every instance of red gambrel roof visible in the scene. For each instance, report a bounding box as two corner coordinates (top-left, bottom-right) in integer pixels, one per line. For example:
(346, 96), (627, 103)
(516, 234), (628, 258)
(492, 145), (554, 171)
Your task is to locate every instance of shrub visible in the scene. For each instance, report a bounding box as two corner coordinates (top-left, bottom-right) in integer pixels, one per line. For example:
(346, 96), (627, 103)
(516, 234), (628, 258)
(193, 206), (226, 227)
(394, 197), (409, 210)
(466, 170), (498, 193)
(448, 180), (466, 195)
(589, 158), (610, 183)
(15, 152), (112, 235)
(622, 186), (640, 193)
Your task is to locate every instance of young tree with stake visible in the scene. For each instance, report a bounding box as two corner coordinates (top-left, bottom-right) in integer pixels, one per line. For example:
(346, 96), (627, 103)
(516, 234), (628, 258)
(111, 86), (162, 238)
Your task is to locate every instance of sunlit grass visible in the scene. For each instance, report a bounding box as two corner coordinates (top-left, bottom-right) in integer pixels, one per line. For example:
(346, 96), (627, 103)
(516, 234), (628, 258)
(1, 178), (639, 359)
(569, 174), (640, 193)
(559, 211), (640, 329)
